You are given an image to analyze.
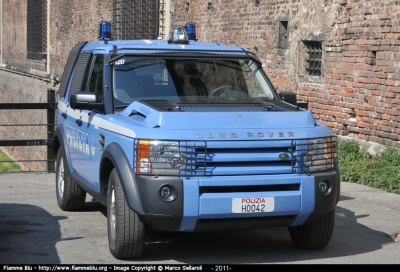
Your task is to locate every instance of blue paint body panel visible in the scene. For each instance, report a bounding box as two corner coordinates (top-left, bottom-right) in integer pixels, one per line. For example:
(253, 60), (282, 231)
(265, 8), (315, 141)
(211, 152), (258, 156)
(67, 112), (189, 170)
(56, 37), (339, 238)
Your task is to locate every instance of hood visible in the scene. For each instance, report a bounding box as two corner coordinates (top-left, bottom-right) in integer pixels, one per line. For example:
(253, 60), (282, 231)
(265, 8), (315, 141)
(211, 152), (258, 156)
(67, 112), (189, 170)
(119, 100), (317, 130)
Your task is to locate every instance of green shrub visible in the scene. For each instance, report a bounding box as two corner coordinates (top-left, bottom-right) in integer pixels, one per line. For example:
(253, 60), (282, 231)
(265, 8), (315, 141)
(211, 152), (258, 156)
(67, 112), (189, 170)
(0, 149), (22, 172)
(338, 140), (400, 194)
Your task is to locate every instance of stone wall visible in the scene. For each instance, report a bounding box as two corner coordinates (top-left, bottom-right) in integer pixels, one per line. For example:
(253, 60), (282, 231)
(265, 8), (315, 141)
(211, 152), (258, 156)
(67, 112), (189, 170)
(170, 0), (400, 146)
(2, 0), (31, 69)
(0, 0), (112, 171)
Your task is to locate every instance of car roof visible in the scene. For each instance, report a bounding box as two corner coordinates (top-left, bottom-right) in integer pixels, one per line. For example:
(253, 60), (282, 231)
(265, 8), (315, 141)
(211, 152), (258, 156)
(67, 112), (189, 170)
(81, 39), (250, 54)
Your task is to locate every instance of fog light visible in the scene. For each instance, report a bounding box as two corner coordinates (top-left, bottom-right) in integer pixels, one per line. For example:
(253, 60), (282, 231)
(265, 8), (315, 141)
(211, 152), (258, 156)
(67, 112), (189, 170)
(159, 184), (177, 202)
(319, 180), (331, 195)
(160, 186), (171, 198)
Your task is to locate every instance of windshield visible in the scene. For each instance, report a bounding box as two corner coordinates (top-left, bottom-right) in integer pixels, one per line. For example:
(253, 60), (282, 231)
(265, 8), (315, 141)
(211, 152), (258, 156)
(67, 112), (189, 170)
(112, 57), (276, 108)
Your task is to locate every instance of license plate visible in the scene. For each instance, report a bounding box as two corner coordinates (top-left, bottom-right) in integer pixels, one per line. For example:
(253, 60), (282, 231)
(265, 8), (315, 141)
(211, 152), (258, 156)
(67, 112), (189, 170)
(232, 197), (275, 213)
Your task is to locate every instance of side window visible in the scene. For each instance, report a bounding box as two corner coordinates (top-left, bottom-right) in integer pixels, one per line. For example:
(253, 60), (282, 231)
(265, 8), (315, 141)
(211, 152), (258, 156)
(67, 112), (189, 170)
(68, 52), (92, 101)
(87, 55), (104, 103)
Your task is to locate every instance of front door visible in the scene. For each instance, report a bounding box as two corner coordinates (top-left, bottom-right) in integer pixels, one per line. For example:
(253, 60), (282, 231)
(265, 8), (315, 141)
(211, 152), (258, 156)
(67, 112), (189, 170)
(66, 54), (105, 189)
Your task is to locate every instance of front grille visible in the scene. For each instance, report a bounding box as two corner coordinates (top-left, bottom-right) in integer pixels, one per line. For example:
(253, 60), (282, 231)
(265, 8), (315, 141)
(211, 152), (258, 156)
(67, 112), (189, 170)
(195, 140), (294, 176)
(199, 184), (300, 194)
(198, 215), (296, 223)
(194, 215), (297, 231)
(133, 136), (337, 177)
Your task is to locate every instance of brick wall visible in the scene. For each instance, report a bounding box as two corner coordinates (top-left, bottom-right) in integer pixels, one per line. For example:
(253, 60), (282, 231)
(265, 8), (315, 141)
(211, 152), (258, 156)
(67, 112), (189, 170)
(171, 0), (400, 146)
(1, 0), (400, 150)
(50, 0), (113, 76)
(321, 1), (400, 145)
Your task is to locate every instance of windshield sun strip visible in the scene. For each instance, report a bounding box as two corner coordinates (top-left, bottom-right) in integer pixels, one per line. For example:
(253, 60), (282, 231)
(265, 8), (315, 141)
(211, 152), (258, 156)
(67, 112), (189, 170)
(108, 52), (261, 66)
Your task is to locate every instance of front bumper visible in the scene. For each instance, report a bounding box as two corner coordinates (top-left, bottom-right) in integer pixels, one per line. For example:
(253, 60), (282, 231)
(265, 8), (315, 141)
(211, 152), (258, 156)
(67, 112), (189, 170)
(135, 170), (339, 232)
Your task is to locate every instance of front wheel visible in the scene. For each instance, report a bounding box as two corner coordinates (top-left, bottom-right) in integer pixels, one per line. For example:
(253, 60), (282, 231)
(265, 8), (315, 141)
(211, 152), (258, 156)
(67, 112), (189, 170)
(107, 168), (145, 259)
(56, 148), (86, 211)
(288, 209), (335, 249)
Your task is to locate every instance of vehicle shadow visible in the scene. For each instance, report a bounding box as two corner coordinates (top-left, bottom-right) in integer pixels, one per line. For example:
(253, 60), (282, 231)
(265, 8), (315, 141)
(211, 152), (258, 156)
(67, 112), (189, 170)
(1, 194), (395, 264)
(79, 198), (107, 217)
(0, 203), (64, 264)
(132, 194), (396, 263)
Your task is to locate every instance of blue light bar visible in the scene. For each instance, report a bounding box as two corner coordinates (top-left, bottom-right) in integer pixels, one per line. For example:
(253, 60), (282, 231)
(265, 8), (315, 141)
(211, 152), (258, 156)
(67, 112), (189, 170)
(99, 21), (112, 41)
(185, 23), (196, 41)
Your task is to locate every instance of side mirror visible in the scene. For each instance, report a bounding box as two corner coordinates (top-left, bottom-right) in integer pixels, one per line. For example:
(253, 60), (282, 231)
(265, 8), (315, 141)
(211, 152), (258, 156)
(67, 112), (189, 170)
(279, 91), (308, 110)
(70, 92), (103, 110)
(279, 91), (297, 105)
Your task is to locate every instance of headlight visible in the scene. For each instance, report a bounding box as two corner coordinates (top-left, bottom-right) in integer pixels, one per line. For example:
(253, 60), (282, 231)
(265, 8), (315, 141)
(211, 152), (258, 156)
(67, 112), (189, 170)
(136, 140), (187, 175)
(302, 137), (335, 172)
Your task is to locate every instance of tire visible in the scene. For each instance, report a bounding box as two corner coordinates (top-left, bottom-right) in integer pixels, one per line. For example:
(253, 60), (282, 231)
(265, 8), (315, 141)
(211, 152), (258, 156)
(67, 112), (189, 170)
(289, 209), (335, 249)
(55, 148), (86, 211)
(107, 168), (145, 259)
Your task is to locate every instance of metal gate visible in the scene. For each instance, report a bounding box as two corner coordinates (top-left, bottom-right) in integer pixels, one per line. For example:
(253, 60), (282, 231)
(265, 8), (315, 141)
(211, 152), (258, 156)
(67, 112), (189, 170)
(0, 89), (56, 173)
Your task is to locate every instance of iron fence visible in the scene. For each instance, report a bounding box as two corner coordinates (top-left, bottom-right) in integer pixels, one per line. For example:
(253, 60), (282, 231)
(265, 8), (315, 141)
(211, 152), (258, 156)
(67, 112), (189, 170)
(0, 89), (56, 172)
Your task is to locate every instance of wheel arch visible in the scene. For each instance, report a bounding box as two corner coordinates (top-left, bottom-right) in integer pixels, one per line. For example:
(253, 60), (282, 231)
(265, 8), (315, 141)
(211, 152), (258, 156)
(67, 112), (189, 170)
(100, 142), (144, 215)
(54, 135), (61, 157)
(99, 156), (114, 203)
(54, 125), (71, 173)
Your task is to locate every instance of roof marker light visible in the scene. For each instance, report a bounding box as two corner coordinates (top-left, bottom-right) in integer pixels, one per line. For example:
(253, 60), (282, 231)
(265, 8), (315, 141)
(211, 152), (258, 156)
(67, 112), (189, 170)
(99, 21), (112, 41)
(168, 26), (189, 44)
(185, 23), (196, 41)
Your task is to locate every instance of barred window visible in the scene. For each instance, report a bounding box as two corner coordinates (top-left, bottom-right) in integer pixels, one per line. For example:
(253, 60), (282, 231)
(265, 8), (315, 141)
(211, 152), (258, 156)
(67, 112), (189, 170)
(113, 0), (161, 40)
(27, 0), (47, 60)
(304, 41), (322, 76)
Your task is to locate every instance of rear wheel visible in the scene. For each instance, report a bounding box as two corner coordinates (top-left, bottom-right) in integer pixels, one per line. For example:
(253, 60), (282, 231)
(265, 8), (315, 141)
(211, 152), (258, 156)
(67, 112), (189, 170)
(55, 148), (86, 211)
(107, 168), (145, 259)
(289, 209), (335, 249)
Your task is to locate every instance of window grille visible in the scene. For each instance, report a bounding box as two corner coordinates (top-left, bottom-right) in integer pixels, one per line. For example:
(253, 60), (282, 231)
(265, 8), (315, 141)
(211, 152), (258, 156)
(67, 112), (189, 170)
(113, 0), (161, 40)
(27, 0), (47, 60)
(304, 41), (322, 76)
